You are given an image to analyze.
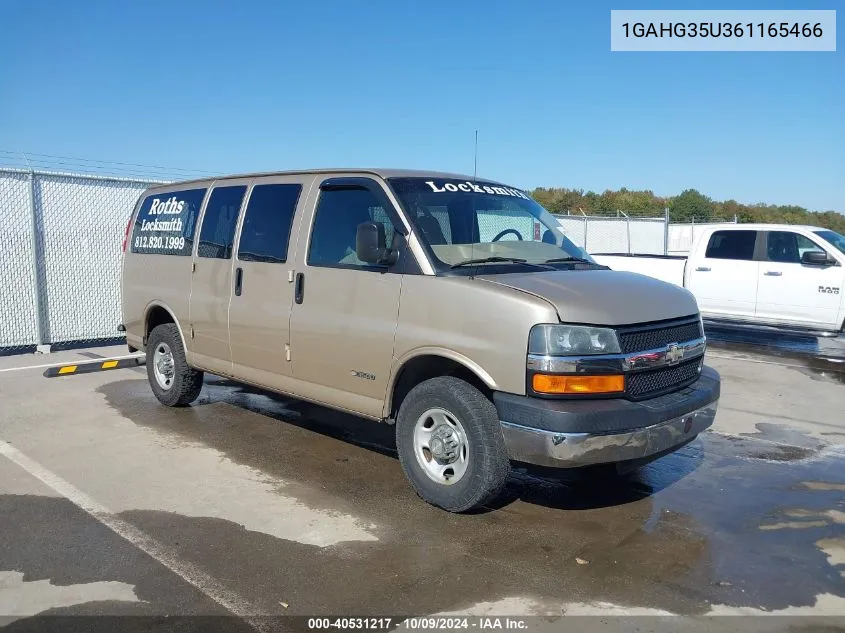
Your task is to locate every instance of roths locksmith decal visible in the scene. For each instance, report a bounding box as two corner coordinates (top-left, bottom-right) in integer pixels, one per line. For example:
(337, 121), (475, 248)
(130, 188), (207, 256)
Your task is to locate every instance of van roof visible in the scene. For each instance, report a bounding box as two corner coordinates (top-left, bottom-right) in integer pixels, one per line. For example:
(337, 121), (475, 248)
(147, 168), (511, 190)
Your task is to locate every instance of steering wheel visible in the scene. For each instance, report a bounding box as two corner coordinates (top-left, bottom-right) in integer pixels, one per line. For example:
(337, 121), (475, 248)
(492, 228), (523, 242)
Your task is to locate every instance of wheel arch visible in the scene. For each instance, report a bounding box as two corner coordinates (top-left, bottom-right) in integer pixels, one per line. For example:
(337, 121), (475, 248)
(384, 349), (497, 419)
(143, 302), (189, 354)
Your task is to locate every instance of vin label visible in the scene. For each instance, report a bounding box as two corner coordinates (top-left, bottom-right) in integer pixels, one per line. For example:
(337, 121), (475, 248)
(611, 10), (836, 52)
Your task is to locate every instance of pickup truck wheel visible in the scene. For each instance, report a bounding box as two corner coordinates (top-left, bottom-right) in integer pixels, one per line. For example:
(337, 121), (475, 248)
(396, 376), (510, 512)
(146, 324), (203, 407)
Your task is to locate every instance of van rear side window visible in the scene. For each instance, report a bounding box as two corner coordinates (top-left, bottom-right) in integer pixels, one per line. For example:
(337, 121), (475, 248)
(198, 186), (247, 259)
(237, 184), (302, 263)
(131, 188), (207, 256)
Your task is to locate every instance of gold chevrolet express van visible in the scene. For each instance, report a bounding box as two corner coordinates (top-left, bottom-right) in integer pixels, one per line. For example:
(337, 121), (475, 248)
(120, 168), (720, 512)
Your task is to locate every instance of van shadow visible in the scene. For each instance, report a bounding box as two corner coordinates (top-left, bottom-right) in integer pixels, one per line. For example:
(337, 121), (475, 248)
(99, 375), (702, 514)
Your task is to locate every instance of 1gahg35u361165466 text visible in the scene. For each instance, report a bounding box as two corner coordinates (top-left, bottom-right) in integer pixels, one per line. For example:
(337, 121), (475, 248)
(611, 9), (836, 51)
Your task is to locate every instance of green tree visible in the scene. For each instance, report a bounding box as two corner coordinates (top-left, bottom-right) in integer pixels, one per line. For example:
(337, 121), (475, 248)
(668, 189), (715, 222)
(528, 184), (844, 232)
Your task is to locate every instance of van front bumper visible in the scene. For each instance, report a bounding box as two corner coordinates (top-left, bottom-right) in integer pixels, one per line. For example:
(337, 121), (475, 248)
(494, 366), (720, 469)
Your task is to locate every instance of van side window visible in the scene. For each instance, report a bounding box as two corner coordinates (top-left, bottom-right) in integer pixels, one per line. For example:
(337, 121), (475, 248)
(308, 188), (397, 268)
(704, 230), (757, 260)
(130, 188), (207, 256)
(237, 184), (302, 263)
(198, 186), (247, 259)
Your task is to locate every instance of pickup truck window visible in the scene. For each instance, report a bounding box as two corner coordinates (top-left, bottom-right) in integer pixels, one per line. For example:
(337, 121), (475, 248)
(237, 184), (302, 263)
(198, 185), (247, 259)
(704, 230), (757, 260)
(815, 230), (845, 256)
(387, 177), (593, 270)
(307, 187), (396, 269)
(766, 231), (826, 263)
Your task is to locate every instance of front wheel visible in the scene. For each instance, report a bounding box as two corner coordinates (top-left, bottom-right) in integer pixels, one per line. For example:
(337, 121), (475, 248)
(146, 323), (203, 407)
(396, 376), (510, 512)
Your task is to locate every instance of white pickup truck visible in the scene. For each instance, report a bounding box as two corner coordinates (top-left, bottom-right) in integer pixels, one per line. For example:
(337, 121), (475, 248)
(592, 224), (845, 336)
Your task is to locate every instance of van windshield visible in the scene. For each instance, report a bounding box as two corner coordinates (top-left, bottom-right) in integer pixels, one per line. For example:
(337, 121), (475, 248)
(388, 177), (595, 270)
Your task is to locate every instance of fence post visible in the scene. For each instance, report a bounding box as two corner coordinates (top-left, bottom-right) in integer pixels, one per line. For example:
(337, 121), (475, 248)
(626, 215), (632, 254)
(28, 171), (50, 351)
(583, 215), (588, 251)
(663, 207), (669, 255)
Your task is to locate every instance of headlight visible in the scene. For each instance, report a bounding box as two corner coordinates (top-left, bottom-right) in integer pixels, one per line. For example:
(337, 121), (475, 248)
(529, 324), (621, 356)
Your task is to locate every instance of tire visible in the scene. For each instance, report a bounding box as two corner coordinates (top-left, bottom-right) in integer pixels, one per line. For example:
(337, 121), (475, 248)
(396, 376), (510, 512)
(146, 323), (203, 407)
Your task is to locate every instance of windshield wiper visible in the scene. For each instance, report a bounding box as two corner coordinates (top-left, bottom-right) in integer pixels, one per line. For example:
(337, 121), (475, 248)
(450, 256), (527, 269)
(543, 255), (594, 264)
(450, 256), (554, 271)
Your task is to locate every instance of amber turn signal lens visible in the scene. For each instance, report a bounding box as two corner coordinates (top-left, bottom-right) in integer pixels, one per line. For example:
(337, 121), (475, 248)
(532, 374), (624, 394)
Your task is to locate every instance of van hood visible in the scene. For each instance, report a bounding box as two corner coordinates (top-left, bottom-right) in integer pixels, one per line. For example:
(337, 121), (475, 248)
(477, 269), (699, 326)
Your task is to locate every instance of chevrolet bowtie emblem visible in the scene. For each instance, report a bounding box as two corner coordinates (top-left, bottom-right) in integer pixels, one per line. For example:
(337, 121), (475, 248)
(665, 343), (684, 365)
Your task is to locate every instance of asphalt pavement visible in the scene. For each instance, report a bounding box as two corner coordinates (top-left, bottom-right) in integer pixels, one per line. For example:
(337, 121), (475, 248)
(0, 339), (843, 631)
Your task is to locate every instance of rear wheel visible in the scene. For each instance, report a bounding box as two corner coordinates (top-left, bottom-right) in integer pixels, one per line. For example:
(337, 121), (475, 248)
(396, 376), (510, 512)
(146, 324), (203, 407)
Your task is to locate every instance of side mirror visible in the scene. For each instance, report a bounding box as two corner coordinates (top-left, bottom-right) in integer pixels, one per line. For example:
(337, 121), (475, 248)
(801, 250), (833, 266)
(356, 221), (397, 266)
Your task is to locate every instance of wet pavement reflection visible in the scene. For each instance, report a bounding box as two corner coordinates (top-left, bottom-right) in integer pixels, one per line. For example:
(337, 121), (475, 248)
(705, 324), (845, 366)
(94, 375), (845, 616)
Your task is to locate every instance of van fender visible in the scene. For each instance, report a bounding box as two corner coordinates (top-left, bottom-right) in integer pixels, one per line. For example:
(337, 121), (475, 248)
(383, 347), (498, 418)
(143, 301), (189, 355)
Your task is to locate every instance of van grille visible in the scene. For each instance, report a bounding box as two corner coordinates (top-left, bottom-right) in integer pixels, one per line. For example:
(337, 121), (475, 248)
(626, 358), (703, 400)
(617, 317), (703, 354)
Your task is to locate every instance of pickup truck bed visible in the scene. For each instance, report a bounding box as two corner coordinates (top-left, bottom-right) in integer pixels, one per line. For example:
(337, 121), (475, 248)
(592, 253), (688, 288)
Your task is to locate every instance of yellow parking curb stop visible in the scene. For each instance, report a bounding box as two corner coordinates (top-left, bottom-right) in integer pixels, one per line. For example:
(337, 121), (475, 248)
(43, 356), (144, 378)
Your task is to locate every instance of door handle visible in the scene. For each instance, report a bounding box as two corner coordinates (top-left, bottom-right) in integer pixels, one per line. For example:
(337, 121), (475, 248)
(695, 267), (711, 272)
(294, 272), (304, 304)
(234, 267), (243, 296)
(764, 271), (782, 277)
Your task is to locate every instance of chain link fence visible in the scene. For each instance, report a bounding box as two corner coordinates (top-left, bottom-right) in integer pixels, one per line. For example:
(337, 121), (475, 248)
(554, 214), (669, 255)
(0, 169), (165, 354)
(1, 171), (40, 352)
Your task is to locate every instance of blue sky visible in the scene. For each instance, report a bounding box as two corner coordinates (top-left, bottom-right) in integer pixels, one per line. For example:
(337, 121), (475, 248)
(1, 0), (842, 211)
